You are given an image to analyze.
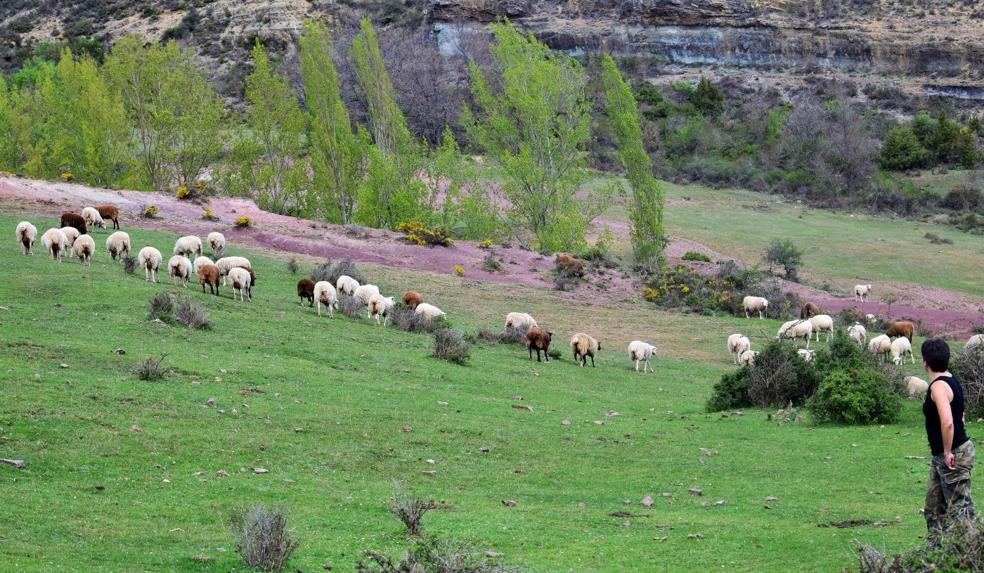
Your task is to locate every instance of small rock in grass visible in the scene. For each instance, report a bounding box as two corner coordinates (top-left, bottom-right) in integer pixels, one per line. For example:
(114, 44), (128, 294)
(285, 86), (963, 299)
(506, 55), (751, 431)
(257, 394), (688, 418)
(422, 470), (437, 477)
(561, 419), (571, 427)
(60, 363), (69, 369)
(688, 487), (703, 496)
(479, 446), (491, 453)
(688, 533), (704, 539)
(437, 401), (448, 406)
(130, 424), (142, 432)
(714, 500), (726, 506)
(253, 468), (268, 474)
(401, 426), (413, 433)
(425, 459), (435, 465)
(765, 496), (779, 502)
(485, 551), (500, 558)
(641, 496), (654, 507)
(501, 499), (517, 507)
(113, 348), (126, 355)
(512, 404), (533, 412)
(206, 398), (216, 407)
(593, 420), (604, 425)
(216, 470), (230, 477)
(660, 492), (674, 498)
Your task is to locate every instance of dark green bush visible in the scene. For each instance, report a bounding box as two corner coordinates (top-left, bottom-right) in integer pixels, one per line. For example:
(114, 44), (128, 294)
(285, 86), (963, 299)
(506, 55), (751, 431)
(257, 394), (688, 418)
(808, 368), (902, 424)
(878, 126), (929, 171)
(747, 340), (820, 407)
(706, 366), (752, 412)
(681, 251), (711, 262)
(764, 238), (804, 281)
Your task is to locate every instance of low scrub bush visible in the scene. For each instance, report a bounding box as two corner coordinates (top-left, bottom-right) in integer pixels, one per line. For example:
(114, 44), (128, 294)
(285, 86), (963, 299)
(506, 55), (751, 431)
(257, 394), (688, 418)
(747, 340), (820, 407)
(173, 297), (211, 330)
(202, 208), (218, 221)
(388, 483), (429, 536)
(122, 255), (137, 275)
(502, 324), (530, 345)
(356, 535), (522, 573)
(953, 346), (984, 418)
(923, 232), (953, 245)
(142, 205), (159, 218)
(338, 295), (364, 319)
(397, 221), (453, 247)
(706, 367), (752, 412)
(311, 258), (363, 285)
(432, 329), (470, 365)
(286, 257), (299, 275)
(134, 354), (168, 381)
(481, 253), (502, 273)
(147, 292), (173, 321)
(230, 505), (300, 572)
(475, 328), (505, 344)
(858, 518), (984, 572)
(554, 275), (578, 291)
(681, 251), (711, 262)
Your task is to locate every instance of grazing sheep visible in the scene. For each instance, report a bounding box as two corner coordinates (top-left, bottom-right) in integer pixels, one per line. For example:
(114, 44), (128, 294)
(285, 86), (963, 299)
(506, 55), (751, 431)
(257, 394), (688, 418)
(59, 212), (87, 235)
(885, 321), (915, 342)
(81, 207), (104, 229)
(173, 235), (203, 259)
(738, 349), (758, 367)
(855, 284), (872, 302)
(138, 247), (163, 282)
(414, 303), (445, 321)
(168, 255), (193, 287)
(297, 279), (315, 307)
(628, 340), (657, 373)
(198, 264), (220, 295)
(206, 232), (225, 257)
(848, 323), (867, 348)
(905, 376), (929, 398)
(777, 319), (813, 348)
(967, 334), (984, 353)
(215, 257), (252, 285)
(505, 312), (538, 330)
(891, 337), (914, 365)
(555, 253), (585, 277)
(868, 334), (892, 362)
(96, 205), (119, 229)
(41, 228), (67, 261)
(336, 275), (360, 296)
(105, 231), (131, 261)
(526, 327), (553, 362)
(369, 294), (396, 325)
(313, 281), (338, 318)
(797, 349), (816, 362)
(73, 234), (95, 265)
(727, 333), (750, 365)
(800, 302), (820, 319)
(193, 256), (214, 275)
(570, 333), (601, 367)
(59, 226), (80, 250)
(808, 314), (835, 343)
(742, 296), (769, 319)
(866, 313), (877, 324)
(402, 291), (423, 310)
(353, 284), (380, 307)
(15, 221), (37, 255)
(228, 267), (253, 302)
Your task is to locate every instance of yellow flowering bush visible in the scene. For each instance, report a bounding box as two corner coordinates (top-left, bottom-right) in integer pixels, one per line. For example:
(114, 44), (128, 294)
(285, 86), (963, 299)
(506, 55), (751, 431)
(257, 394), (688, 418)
(60, 172), (74, 182)
(396, 221), (453, 247)
(175, 185), (191, 199)
(142, 205), (160, 218)
(454, 264), (465, 277)
(202, 208), (217, 221)
(235, 216), (252, 228)
(479, 239), (494, 249)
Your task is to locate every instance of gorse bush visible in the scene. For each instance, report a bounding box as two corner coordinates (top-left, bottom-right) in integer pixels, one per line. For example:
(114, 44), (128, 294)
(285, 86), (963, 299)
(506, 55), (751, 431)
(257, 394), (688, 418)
(747, 340), (820, 408)
(134, 354), (167, 381)
(807, 368), (901, 425)
(357, 535), (523, 573)
(173, 297), (211, 330)
(230, 505), (300, 572)
(388, 482), (429, 536)
(397, 221), (453, 247)
(706, 367), (752, 412)
(432, 329), (470, 365)
(953, 346), (984, 418)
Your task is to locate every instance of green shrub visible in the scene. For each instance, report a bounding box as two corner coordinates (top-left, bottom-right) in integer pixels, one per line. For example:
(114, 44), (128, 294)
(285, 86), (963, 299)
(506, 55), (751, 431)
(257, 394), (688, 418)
(764, 238), (804, 281)
(706, 367), (752, 412)
(808, 368), (902, 425)
(687, 77), (724, 117)
(747, 340), (820, 407)
(878, 126), (929, 171)
(681, 251), (711, 262)
(952, 346), (984, 418)
(432, 329), (470, 365)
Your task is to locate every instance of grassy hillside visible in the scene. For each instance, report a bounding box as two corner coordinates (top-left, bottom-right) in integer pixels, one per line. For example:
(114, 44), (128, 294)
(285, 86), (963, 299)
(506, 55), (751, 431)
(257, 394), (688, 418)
(0, 213), (961, 572)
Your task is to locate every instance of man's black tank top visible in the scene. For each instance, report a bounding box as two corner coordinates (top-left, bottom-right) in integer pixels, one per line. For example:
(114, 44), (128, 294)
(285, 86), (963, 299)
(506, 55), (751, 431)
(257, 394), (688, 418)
(924, 375), (970, 456)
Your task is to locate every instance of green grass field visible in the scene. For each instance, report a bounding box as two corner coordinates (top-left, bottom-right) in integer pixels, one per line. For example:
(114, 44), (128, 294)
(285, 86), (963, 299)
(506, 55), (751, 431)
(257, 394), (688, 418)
(0, 213), (968, 572)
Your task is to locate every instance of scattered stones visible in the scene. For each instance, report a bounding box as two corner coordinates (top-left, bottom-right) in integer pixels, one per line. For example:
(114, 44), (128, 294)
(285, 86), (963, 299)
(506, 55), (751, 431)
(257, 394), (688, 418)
(561, 419), (571, 427)
(422, 470), (437, 477)
(252, 468), (269, 474)
(484, 551), (500, 558)
(130, 424), (143, 432)
(113, 348), (126, 355)
(401, 426), (413, 433)
(688, 487), (703, 496)
(205, 398), (216, 407)
(59, 363), (69, 369)
(501, 499), (517, 507)
(688, 533), (705, 540)
(641, 496), (654, 507)
(216, 470), (230, 477)
(512, 404), (533, 412)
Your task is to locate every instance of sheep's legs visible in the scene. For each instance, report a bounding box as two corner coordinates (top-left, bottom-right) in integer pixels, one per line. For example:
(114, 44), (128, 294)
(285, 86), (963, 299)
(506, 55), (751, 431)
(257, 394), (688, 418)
(635, 360), (640, 372)
(590, 355), (595, 368)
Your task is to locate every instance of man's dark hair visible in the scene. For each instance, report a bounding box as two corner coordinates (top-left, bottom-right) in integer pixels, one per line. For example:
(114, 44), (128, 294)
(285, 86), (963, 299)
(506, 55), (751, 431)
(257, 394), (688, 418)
(922, 337), (950, 372)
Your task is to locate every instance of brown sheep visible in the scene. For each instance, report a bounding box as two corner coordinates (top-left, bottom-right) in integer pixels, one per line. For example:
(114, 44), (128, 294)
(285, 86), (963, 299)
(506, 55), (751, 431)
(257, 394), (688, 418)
(198, 264), (221, 296)
(402, 291), (423, 309)
(885, 321), (915, 342)
(555, 253), (585, 277)
(799, 302), (820, 319)
(59, 213), (87, 235)
(97, 205), (120, 229)
(525, 327), (554, 362)
(297, 279), (315, 307)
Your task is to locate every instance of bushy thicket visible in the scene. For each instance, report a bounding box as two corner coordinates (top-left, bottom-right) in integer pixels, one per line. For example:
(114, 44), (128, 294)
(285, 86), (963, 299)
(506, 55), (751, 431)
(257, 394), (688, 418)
(859, 518), (984, 573)
(432, 328), (470, 365)
(953, 346), (984, 418)
(230, 505), (300, 572)
(311, 258), (363, 285)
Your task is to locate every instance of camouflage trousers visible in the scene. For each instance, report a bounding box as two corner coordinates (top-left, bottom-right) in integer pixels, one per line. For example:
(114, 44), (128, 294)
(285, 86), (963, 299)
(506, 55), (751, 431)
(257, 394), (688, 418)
(925, 439), (978, 536)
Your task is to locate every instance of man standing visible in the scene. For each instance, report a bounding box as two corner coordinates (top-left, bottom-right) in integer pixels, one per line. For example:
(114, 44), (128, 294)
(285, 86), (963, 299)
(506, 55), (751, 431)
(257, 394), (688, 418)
(922, 337), (977, 541)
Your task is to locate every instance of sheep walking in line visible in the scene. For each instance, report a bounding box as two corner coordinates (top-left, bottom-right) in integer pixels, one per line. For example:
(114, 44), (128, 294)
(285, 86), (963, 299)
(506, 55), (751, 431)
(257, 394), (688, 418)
(571, 333), (601, 367)
(742, 296), (769, 319)
(215, 257), (252, 286)
(173, 235), (203, 259)
(353, 284), (380, 307)
(198, 264), (221, 296)
(297, 279), (315, 307)
(727, 333), (750, 365)
(854, 284), (872, 302)
(505, 312), (538, 330)
(369, 294), (396, 325)
(868, 334), (892, 362)
(138, 246), (163, 283)
(96, 205), (120, 230)
(313, 281), (338, 318)
(106, 231), (131, 261)
(228, 267), (253, 302)
(207, 232), (225, 257)
(168, 255), (193, 287)
(41, 228), (68, 262)
(15, 221), (37, 255)
(808, 314), (834, 343)
(777, 319), (813, 348)
(336, 275), (360, 296)
(628, 340), (656, 373)
(81, 207), (104, 229)
(848, 323), (867, 348)
(891, 337), (914, 365)
(526, 327), (553, 362)
(73, 234), (95, 266)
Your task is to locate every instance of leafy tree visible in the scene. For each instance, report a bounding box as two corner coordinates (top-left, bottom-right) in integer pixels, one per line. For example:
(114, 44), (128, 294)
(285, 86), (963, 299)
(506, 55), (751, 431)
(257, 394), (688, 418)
(764, 238), (804, 281)
(910, 112), (935, 147)
(878, 126), (928, 171)
(0, 78), (17, 171)
(299, 20), (370, 224)
(929, 110), (960, 164)
(224, 42), (308, 214)
(599, 54), (665, 266)
(462, 21), (601, 252)
(688, 77), (724, 117)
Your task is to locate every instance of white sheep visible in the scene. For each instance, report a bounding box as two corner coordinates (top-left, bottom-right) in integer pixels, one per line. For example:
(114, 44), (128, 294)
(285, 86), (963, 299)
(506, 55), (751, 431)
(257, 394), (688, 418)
(138, 246), (163, 283)
(414, 303), (445, 321)
(738, 349), (758, 367)
(742, 296), (769, 319)
(73, 234), (95, 265)
(81, 207), (104, 229)
(571, 333), (601, 367)
(173, 235), (203, 259)
(505, 312), (538, 330)
(868, 334), (892, 362)
(848, 323), (867, 348)
(41, 228), (67, 262)
(627, 340), (657, 373)
(368, 293), (396, 325)
(228, 267), (252, 302)
(891, 337), (914, 365)
(808, 314), (834, 343)
(106, 231), (131, 261)
(865, 313), (877, 324)
(905, 376), (929, 398)
(797, 348), (816, 362)
(727, 333), (750, 365)
(59, 226), (80, 250)
(193, 256), (214, 275)
(777, 319), (813, 348)
(313, 281), (338, 318)
(855, 284), (872, 302)
(336, 275), (360, 296)
(215, 257), (252, 285)
(353, 284), (380, 307)
(207, 232), (225, 257)
(168, 255), (193, 287)
(15, 221), (37, 255)
(966, 334), (984, 353)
